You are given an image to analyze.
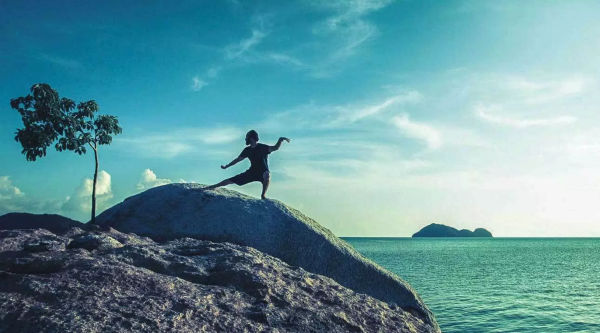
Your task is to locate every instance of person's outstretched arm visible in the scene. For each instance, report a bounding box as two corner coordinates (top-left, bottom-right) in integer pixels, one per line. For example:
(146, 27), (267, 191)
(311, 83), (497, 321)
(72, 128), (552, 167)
(221, 151), (246, 169)
(269, 137), (291, 153)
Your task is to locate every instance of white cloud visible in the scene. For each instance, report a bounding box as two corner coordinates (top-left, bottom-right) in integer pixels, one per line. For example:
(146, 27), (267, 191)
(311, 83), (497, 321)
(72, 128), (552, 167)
(0, 176), (26, 213)
(191, 76), (208, 91)
(62, 170), (113, 215)
(391, 114), (443, 149)
(137, 169), (172, 190)
(476, 105), (577, 128)
(225, 29), (267, 60)
(0, 176), (24, 200)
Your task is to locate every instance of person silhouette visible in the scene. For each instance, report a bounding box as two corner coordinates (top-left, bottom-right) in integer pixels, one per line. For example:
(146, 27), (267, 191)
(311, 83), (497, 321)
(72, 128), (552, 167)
(204, 130), (290, 199)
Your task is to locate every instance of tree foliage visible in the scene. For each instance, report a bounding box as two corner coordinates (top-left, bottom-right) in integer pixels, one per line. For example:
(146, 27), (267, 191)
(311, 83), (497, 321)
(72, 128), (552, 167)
(10, 83), (122, 159)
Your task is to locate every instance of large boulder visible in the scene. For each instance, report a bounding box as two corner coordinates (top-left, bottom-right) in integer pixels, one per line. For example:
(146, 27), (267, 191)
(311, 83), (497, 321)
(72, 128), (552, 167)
(0, 228), (439, 332)
(95, 183), (438, 329)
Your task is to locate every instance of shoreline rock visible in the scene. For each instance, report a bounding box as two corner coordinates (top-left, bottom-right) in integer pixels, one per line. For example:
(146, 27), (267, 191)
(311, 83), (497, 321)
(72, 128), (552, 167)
(0, 228), (439, 332)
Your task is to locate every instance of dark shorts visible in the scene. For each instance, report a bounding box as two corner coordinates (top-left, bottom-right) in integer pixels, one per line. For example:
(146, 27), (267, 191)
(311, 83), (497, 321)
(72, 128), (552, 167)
(229, 169), (268, 186)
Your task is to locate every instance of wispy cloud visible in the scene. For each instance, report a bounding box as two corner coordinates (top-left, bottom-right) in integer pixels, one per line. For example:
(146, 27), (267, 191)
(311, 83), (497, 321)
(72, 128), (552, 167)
(257, 91), (447, 154)
(191, 76), (208, 91)
(333, 91), (422, 124)
(259, 91), (422, 132)
(191, 25), (271, 90)
(313, 0), (393, 48)
(117, 127), (244, 159)
(307, 0), (393, 77)
(38, 53), (82, 69)
(264, 52), (305, 67)
(502, 76), (589, 105)
(190, 0), (394, 84)
(466, 73), (593, 107)
(476, 105), (577, 128)
(225, 29), (268, 60)
(392, 114), (443, 149)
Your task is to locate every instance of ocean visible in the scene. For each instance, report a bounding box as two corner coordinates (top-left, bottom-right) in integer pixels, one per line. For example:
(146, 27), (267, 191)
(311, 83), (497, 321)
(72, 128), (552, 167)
(343, 237), (600, 333)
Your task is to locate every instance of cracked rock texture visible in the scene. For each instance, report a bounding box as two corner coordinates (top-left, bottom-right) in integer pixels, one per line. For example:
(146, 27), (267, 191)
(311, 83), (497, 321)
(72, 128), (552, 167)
(0, 228), (438, 332)
(95, 183), (438, 330)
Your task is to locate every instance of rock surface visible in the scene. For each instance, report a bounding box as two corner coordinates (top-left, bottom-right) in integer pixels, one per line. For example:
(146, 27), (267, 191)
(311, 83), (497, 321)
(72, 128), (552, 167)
(0, 213), (84, 234)
(94, 183), (437, 329)
(0, 228), (439, 332)
(412, 223), (493, 237)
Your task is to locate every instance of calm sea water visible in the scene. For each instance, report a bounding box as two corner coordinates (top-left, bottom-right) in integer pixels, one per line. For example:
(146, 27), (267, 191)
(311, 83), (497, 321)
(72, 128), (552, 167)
(343, 237), (600, 333)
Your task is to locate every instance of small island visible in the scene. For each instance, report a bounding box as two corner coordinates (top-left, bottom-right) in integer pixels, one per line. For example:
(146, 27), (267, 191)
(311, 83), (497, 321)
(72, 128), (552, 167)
(412, 223), (493, 238)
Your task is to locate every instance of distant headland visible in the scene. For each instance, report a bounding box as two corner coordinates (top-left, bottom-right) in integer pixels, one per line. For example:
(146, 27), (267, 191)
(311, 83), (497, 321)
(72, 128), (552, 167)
(412, 223), (493, 237)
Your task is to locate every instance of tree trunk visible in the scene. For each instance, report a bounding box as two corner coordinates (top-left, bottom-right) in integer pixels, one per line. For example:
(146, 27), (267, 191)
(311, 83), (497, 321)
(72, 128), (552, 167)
(91, 146), (98, 224)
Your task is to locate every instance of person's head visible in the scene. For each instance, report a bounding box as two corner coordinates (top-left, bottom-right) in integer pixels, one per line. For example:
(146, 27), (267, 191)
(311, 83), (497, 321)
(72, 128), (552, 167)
(245, 130), (259, 145)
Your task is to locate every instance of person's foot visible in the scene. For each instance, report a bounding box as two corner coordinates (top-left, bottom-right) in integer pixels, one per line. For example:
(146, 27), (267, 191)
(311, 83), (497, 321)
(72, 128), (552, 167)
(261, 195), (267, 200)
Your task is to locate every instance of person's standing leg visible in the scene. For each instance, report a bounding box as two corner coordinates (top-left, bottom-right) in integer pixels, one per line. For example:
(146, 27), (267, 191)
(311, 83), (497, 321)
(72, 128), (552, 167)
(261, 170), (270, 199)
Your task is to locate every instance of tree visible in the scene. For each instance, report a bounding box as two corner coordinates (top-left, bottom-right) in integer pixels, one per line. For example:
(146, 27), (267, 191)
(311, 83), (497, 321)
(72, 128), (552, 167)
(10, 83), (122, 223)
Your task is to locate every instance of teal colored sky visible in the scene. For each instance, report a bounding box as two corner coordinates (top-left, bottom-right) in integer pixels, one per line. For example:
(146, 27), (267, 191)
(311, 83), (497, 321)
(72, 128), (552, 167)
(1, 0), (600, 236)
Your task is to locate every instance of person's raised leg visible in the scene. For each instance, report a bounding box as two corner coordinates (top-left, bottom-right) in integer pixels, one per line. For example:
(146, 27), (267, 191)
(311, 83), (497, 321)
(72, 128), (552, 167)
(261, 171), (270, 199)
(204, 179), (234, 190)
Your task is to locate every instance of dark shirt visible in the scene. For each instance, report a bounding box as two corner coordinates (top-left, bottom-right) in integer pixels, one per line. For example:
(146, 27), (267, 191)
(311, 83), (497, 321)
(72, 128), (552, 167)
(239, 143), (271, 173)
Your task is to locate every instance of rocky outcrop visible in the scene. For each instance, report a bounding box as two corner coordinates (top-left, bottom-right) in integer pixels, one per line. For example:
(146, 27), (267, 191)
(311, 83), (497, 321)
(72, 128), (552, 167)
(412, 223), (493, 237)
(0, 213), (84, 234)
(94, 183), (438, 329)
(0, 228), (438, 332)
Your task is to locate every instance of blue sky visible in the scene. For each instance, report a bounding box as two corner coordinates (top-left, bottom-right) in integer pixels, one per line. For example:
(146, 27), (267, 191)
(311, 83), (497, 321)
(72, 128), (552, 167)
(1, 0), (600, 236)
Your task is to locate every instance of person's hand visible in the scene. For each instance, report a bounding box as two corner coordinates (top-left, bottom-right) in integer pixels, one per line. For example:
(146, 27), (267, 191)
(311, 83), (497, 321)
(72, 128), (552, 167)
(280, 137), (291, 143)
(221, 165), (227, 169)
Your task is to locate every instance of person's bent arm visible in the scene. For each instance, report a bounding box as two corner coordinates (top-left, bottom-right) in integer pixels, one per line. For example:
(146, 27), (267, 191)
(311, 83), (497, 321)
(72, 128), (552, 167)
(269, 137), (291, 153)
(221, 156), (244, 169)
